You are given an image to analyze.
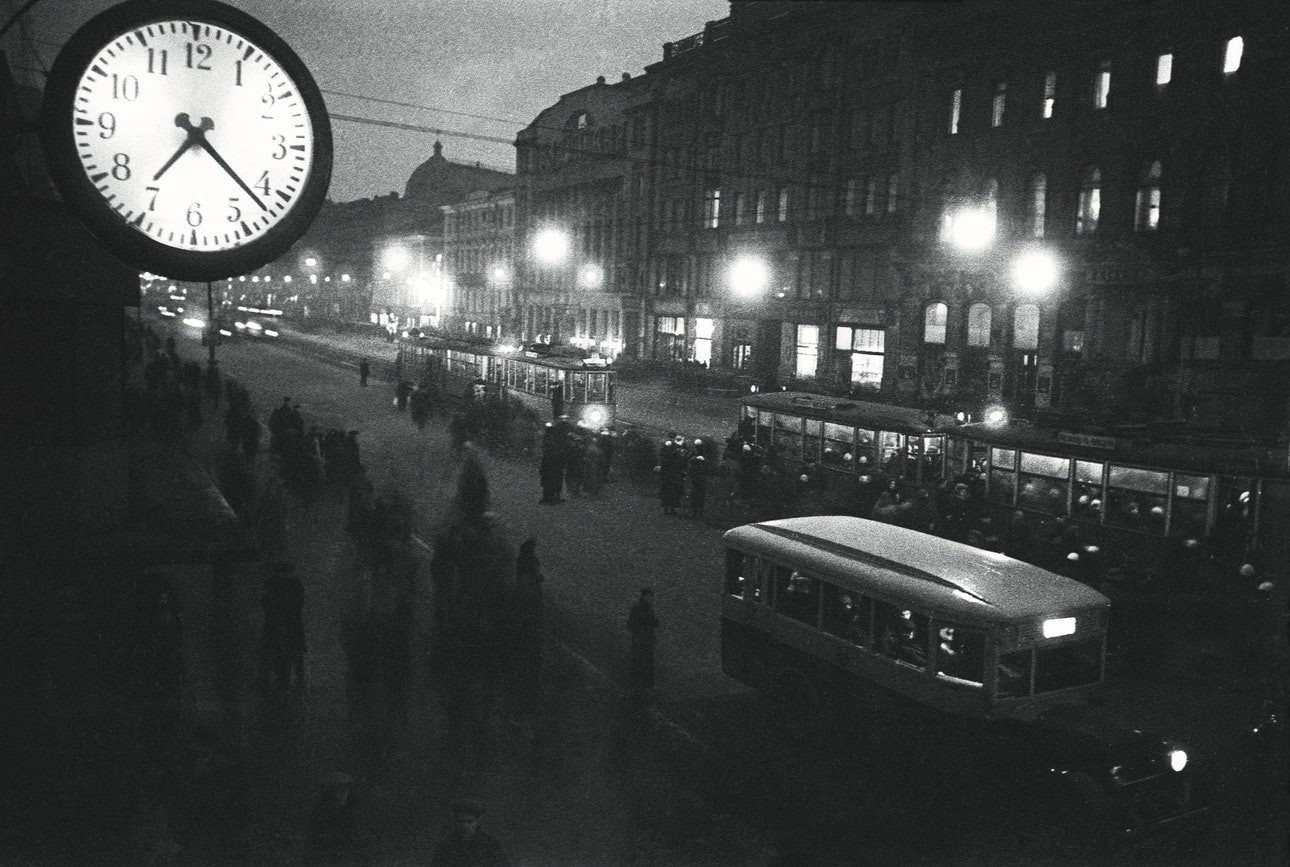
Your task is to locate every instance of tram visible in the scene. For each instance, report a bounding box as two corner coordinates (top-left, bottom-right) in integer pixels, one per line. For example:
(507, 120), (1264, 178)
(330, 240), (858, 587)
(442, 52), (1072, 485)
(940, 413), (1290, 591)
(738, 391), (958, 486)
(397, 334), (616, 429)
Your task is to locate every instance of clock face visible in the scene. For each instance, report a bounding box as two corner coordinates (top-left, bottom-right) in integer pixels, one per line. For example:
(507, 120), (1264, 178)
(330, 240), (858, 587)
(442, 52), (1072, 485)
(42, 0), (332, 281)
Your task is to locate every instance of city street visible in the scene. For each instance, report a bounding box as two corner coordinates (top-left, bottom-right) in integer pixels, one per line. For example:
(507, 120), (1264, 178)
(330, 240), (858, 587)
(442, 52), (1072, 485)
(167, 326), (1283, 866)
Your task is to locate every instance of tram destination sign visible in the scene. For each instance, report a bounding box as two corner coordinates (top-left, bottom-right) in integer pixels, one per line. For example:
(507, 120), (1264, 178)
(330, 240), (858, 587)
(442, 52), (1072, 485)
(1057, 431), (1119, 450)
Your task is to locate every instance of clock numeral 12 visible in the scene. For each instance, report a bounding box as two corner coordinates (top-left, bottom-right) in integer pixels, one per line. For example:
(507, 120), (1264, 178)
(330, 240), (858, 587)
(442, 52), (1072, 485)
(186, 42), (213, 71)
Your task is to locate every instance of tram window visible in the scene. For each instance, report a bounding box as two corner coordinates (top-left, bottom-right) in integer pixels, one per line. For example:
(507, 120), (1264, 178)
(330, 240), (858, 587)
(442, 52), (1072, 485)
(725, 550), (758, 599)
(875, 601), (928, 669)
(1172, 473), (1210, 540)
(822, 422), (855, 469)
(756, 411), (773, 448)
(1034, 640), (1101, 693)
(989, 468), (1016, 506)
(1212, 478), (1255, 561)
(771, 567), (819, 626)
(935, 624), (985, 685)
(997, 650), (1032, 698)
(854, 428), (877, 471)
(532, 366), (546, 396)
(803, 418), (822, 462)
(1072, 460), (1105, 523)
(821, 583), (872, 647)
(921, 436), (945, 484)
(1017, 453), (1070, 515)
(774, 414), (804, 460)
(991, 447), (1017, 470)
(1107, 466), (1168, 533)
(879, 431), (905, 476)
(588, 373), (607, 402)
(571, 372), (588, 403)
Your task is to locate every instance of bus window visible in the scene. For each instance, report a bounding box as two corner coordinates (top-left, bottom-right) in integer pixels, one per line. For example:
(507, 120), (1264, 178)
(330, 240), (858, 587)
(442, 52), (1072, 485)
(725, 549), (757, 598)
(1171, 473), (1210, 540)
(587, 372), (607, 403)
(1034, 640), (1102, 693)
(875, 601), (928, 669)
(822, 582), (872, 648)
(1017, 453), (1070, 515)
(1072, 460), (1105, 524)
(774, 414), (803, 460)
(771, 566), (819, 626)
(997, 649), (1032, 697)
(822, 422), (854, 469)
(935, 624), (985, 685)
(1106, 466), (1168, 533)
(803, 417), (822, 463)
(756, 410), (773, 448)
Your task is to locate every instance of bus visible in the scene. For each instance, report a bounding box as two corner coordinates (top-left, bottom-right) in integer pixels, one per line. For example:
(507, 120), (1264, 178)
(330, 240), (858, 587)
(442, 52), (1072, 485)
(722, 516), (1207, 839)
(939, 414), (1290, 593)
(398, 334), (616, 430)
(738, 392), (957, 487)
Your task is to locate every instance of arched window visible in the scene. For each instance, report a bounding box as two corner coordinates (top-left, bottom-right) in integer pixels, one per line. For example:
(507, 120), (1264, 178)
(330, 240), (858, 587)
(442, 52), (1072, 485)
(1013, 304), (1040, 351)
(967, 303), (992, 347)
(924, 302), (948, 344)
(1076, 166), (1101, 235)
(1028, 173), (1048, 238)
(1135, 160), (1162, 231)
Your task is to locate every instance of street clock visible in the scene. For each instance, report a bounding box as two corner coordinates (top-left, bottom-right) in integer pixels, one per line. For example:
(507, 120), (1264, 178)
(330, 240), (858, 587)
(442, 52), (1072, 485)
(40, 0), (332, 282)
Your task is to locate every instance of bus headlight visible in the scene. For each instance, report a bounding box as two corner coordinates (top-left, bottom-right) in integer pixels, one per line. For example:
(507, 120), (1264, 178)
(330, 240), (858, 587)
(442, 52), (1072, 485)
(1168, 747), (1188, 772)
(585, 408), (605, 427)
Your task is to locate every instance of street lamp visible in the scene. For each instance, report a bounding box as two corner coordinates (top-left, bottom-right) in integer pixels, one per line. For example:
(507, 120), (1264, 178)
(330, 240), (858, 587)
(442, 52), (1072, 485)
(533, 228), (569, 264)
(944, 207), (996, 251)
(1013, 249), (1059, 295)
(729, 256), (769, 297)
(578, 263), (604, 289)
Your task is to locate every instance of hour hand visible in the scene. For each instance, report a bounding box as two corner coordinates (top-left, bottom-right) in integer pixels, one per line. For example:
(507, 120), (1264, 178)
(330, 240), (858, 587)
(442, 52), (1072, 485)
(152, 112), (203, 181)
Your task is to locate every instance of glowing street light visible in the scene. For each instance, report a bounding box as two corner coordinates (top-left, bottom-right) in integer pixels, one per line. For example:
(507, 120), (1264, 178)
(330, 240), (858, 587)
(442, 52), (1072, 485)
(729, 256), (769, 296)
(578, 263), (604, 289)
(945, 207), (996, 251)
(1013, 249), (1059, 295)
(383, 246), (410, 272)
(533, 228), (569, 264)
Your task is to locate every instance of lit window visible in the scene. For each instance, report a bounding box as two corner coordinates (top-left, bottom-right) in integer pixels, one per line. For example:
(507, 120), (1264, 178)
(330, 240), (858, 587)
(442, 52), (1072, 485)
(837, 325), (886, 387)
(886, 173), (899, 214)
(1042, 71), (1056, 118)
(755, 190), (768, 224)
(1093, 59), (1111, 109)
(924, 302), (948, 344)
(1076, 166), (1101, 235)
(1156, 52), (1173, 86)
(795, 324), (819, 378)
(865, 177), (878, 215)
(1013, 304), (1040, 351)
(845, 178), (859, 217)
(991, 81), (1007, 127)
(1135, 160), (1162, 231)
(949, 88), (962, 134)
(777, 188), (789, 222)
(1223, 36), (1244, 74)
(734, 191), (747, 226)
(967, 303), (992, 347)
(1029, 173), (1048, 238)
(703, 188), (721, 229)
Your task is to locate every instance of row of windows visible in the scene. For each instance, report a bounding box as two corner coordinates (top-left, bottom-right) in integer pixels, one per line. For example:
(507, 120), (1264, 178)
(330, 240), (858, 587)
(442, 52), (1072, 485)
(947, 36), (1246, 134)
(444, 205), (514, 235)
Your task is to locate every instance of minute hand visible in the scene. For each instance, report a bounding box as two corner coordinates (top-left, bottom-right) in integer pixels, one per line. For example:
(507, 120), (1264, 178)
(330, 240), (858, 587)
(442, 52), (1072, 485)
(197, 137), (267, 211)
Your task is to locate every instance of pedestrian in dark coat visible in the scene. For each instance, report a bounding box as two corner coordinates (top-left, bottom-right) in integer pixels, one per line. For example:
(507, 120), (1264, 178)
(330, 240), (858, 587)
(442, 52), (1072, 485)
(260, 562), (305, 690)
(537, 423), (564, 504)
(687, 449), (708, 518)
(627, 587), (659, 694)
(564, 433), (586, 496)
(431, 799), (512, 867)
(582, 437), (606, 496)
(657, 439), (686, 515)
(358, 358), (370, 387)
(505, 537), (544, 726)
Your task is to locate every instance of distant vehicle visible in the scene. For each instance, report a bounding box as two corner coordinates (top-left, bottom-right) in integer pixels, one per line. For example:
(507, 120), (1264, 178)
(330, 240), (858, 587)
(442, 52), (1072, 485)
(398, 334), (616, 428)
(721, 516), (1208, 845)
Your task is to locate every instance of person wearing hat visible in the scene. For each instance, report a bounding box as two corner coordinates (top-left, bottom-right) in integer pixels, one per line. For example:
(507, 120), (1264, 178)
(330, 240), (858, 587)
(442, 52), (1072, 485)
(431, 798), (512, 867)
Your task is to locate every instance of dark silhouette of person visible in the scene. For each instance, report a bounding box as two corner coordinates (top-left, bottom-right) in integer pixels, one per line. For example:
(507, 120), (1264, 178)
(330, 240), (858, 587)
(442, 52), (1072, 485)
(260, 562), (305, 691)
(358, 357), (370, 387)
(627, 587), (659, 696)
(687, 446), (708, 518)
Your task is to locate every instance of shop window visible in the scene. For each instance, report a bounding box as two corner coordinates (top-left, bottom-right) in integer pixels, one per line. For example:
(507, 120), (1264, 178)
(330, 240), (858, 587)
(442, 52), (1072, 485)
(795, 324), (819, 378)
(693, 317), (714, 366)
(837, 324), (885, 388)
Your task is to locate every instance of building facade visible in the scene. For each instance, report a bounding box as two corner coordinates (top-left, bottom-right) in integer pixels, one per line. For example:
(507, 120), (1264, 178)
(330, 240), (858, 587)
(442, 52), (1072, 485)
(441, 187), (516, 340)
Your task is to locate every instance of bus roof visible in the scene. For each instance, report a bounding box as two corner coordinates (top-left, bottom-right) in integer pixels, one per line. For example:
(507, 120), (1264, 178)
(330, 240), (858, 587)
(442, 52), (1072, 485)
(723, 516), (1108, 624)
(741, 392), (956, 434)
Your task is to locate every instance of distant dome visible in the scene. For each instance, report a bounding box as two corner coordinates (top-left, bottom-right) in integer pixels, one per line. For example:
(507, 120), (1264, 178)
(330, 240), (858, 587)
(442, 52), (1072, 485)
(404, 140), (512, 202)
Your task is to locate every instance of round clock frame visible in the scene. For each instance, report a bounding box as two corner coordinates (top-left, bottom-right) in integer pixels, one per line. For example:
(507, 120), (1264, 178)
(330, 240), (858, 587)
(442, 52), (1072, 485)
(39, 0), (333, 282)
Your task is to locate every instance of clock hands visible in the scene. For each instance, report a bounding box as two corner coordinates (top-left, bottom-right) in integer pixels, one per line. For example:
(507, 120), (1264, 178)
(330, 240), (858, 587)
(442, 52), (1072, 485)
(152, 113), (268, 212)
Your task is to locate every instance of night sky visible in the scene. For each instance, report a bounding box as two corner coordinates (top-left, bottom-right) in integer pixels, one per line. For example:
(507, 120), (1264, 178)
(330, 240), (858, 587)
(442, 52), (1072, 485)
(11, 0), (729, 202)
